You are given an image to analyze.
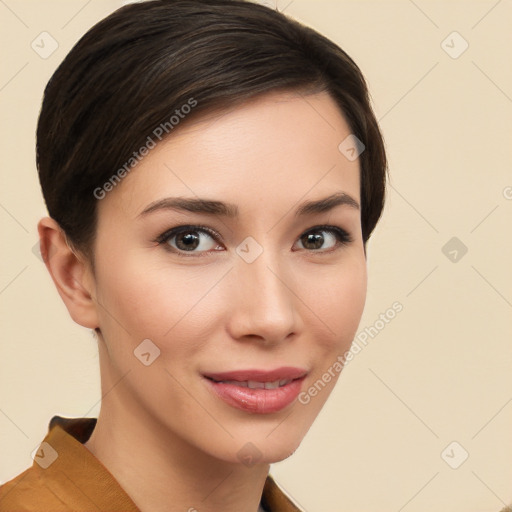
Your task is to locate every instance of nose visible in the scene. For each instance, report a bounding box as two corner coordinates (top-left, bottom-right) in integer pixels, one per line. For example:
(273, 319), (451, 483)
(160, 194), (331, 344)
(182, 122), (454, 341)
(226, 245), (299, 345)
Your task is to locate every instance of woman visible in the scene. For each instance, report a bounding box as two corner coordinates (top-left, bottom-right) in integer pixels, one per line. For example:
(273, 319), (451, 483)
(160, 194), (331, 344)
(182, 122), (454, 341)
(0, 1), (387, 510)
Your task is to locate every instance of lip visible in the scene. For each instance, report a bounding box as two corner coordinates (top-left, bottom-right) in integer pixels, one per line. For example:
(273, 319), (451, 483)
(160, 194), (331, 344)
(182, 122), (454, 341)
(203, 366), (308, 414)
(203, 366), (307, 383)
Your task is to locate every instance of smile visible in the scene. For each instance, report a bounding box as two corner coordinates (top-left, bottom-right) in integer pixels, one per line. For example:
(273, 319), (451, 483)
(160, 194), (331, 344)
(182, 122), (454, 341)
(203, 367), (308, 414)
(211, 379), (292, 389)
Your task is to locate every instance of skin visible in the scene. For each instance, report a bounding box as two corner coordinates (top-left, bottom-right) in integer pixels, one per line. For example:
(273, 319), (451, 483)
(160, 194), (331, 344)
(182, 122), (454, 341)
(38, 90), (367, 512)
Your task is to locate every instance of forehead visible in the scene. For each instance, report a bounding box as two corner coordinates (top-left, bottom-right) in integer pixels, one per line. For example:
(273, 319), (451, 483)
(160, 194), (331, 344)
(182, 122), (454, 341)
(97, 90), (361, 221)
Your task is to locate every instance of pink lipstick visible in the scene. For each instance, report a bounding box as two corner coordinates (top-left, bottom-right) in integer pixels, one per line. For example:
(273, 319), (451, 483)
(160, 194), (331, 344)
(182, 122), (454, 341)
(203, 367), (307, 414)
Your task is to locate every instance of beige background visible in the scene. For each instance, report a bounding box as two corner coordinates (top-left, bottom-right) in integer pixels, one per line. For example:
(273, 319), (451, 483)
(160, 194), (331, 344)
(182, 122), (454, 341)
(1, 0), (511, 511)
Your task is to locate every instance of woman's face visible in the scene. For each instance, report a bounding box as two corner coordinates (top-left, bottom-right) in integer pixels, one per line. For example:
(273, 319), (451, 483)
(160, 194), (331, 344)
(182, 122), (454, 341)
(88, 90), (367, 464)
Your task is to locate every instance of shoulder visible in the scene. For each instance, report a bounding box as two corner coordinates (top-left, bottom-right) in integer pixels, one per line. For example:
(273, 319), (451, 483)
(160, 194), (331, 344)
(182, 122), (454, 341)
(0, 465), (65, 511)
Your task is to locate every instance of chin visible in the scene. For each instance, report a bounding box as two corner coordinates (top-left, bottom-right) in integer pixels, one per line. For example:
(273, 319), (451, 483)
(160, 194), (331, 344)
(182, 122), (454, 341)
(263, 444), (300, 464)
(234, 423), (310, 466)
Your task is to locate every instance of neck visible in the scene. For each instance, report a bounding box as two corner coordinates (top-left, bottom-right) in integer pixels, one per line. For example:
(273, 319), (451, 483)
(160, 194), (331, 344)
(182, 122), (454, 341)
(83, 375), (270, 512)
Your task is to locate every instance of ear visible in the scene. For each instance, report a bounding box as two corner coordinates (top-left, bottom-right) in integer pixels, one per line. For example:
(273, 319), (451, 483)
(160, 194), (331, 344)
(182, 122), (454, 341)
(37, 217), (99, 330)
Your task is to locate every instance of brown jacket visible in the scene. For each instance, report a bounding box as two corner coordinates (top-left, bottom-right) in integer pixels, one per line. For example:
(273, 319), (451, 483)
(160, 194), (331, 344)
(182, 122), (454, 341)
(0, 416), (302, 512)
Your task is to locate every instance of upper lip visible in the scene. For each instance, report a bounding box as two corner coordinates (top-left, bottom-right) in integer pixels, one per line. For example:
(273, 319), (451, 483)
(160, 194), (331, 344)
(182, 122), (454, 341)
(203, 366), (308, 383)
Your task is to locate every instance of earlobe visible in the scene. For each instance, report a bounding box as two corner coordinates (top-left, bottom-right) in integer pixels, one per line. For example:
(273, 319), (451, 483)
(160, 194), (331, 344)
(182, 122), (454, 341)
(37, 217), (99, 330)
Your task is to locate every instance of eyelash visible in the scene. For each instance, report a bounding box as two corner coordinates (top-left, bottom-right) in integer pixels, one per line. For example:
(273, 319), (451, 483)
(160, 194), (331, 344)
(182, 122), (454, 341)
(154, 224), (353, 258)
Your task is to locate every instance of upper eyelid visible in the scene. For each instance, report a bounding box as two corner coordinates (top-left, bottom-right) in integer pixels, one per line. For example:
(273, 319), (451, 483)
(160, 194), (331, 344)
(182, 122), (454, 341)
(156, 224), (351, 246)
(156, 224), (219, 242)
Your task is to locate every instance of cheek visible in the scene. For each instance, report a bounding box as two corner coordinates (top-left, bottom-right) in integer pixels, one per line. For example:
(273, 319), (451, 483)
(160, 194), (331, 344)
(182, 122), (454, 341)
(309, 256), (367, 353)
(94, 244), (366, 363)
(294, 258), (366, 413)
(94, 253), (220, 359)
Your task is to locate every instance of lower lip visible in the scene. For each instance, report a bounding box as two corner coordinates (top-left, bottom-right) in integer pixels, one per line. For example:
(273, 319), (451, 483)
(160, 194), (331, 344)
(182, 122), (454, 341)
(204, 377), (305, 414)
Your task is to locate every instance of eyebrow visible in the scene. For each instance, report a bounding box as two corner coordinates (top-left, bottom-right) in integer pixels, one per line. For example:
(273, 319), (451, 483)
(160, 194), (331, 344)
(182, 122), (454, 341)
(137, 192), (359, 219)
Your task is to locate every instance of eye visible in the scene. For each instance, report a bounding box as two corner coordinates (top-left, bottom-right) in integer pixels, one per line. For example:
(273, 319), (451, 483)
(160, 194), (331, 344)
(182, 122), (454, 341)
(295, 225), (353, 253)
(155, 225), (223, 257)
(154, 224), (353, 257)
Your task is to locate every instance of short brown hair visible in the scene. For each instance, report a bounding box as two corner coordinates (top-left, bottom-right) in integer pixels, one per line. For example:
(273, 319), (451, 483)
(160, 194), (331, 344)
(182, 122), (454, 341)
(36, 0), (387, 266)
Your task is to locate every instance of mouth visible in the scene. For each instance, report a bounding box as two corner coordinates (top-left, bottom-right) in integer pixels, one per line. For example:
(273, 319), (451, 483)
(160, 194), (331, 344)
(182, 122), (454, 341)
(203, 367), (308, 414)
(207, 378), (294, 389)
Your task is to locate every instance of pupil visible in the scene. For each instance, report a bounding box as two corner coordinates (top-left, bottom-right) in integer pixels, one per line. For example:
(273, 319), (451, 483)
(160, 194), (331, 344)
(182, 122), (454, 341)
(177, 232), (199, 250)
(304, 233), (323, 250)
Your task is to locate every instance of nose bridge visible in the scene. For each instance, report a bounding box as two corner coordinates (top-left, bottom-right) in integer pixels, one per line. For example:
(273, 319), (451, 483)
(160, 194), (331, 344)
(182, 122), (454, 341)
(230, 235), (297, 341)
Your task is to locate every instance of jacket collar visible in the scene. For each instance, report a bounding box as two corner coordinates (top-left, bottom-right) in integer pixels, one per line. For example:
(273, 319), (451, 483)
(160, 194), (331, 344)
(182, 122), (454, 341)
(43, 415), (303, 511)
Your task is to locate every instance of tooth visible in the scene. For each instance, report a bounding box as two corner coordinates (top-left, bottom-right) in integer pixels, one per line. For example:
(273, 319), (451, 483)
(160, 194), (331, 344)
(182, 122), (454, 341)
(247, 380), (265, 389)
(224, 380), (248, 387)
(218, 379), (292, 389)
